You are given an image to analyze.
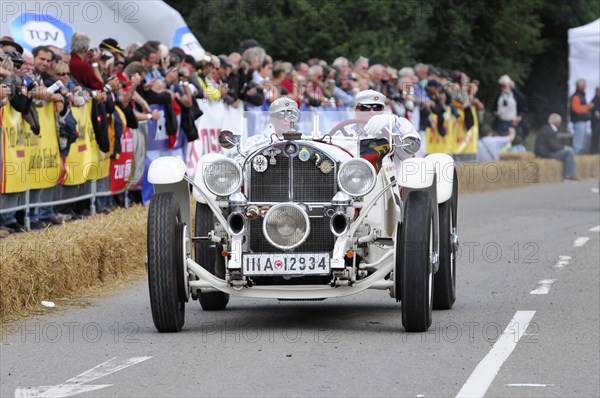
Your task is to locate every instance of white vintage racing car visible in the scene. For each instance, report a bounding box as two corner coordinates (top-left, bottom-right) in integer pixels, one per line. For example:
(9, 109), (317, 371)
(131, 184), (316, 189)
(146, 109), (458, 333)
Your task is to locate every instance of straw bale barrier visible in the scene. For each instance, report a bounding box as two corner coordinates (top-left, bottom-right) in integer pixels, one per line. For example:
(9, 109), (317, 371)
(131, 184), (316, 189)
(1, 206), (148, 321)
(457, 154), (599, 194)
(1, 155), (598, 322)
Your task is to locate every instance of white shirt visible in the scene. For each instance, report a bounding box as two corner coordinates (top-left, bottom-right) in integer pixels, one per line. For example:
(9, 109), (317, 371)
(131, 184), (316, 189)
(478, 136), (510, 162)
(496, 91), (517, 121)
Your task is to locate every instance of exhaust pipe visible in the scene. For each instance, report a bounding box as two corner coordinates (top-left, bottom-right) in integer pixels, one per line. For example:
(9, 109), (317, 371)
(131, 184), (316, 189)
(227, 212), (246, 235)
(330, 212), (350, 236)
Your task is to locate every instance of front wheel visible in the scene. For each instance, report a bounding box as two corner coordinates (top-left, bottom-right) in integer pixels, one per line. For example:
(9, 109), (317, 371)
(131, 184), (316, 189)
(399, 191), (434, 332)
(147, 192), (186, 332)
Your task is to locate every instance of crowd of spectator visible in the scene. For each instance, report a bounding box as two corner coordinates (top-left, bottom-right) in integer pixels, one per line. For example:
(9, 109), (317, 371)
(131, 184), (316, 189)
(1, 34), (598, 237)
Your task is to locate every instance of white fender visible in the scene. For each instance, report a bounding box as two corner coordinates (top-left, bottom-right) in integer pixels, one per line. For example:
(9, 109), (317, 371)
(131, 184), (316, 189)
(426, 153), (455, 204)
(148, 156), (187, 184)
(396, 157), (436, 189)
(192, 152), (228, 203)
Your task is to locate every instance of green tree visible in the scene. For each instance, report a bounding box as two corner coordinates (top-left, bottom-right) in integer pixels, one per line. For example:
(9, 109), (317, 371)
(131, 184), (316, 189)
(523, 0), (599, 127)
(165, 0), (599, 127)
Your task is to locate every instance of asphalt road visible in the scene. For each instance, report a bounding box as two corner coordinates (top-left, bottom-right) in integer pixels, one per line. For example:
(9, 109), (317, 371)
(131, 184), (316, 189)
(1, 180), (599, 398)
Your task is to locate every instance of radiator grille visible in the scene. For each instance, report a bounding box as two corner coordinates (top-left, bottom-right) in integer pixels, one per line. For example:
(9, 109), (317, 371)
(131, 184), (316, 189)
(248, 154), (289, 202)
(248, 144), (336, 202)
(292, 157), (336, 202)
(246, 143), (337, 253)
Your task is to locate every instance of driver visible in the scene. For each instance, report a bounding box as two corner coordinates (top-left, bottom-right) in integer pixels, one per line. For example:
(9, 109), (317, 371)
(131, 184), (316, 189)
(267, 96), (301, 137)
(357, 89), (422, 162)
(241, 96), (300, 153)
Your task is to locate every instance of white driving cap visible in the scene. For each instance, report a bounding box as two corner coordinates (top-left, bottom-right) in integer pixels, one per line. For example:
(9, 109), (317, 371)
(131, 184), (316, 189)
(269, 96), (298, 113)
(355, 89), (386, 105)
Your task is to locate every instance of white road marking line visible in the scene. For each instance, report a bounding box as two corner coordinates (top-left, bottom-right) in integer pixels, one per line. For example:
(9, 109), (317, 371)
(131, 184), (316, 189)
(591, 188), (599, 193)
(65, 356), (152, 384)
(505, 383), (554, 387)
(589, 225), (600, 233)
(530, 279), (557, 295)
(455, 311), (536, 398)
(574, 237), (590, 247)
(553, 255), (571, 268)
(14, 356), (151, 398)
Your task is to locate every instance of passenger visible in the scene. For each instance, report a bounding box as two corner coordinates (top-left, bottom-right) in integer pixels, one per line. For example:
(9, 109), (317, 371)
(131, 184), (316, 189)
(354, 89), (422, 167)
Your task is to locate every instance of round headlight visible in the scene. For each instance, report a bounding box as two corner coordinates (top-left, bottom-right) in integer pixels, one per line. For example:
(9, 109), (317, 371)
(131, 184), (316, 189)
(203, 158), (242, 196)
(263, 203), (310, 250)
(337, 158), (376, 197)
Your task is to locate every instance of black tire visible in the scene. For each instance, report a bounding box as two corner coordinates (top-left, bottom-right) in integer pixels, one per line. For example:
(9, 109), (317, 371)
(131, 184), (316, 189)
(195, 202), (230, 311)
(399, 191), (434, 332)
(147, 192), (186, 332)
(433, 198), (456, 309)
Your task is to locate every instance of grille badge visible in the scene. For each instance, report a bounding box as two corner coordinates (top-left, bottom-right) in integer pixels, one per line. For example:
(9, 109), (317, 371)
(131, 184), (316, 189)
(263, 147), (281, 165)
(252, 155), (268, 172)
(299, 147), (310, 162)
(319, 160), (334, 174)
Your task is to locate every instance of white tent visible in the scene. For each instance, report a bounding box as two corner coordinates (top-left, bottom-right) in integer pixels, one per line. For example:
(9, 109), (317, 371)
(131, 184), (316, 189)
(568, 18), (600, 103)
(0, 0), (204, 58)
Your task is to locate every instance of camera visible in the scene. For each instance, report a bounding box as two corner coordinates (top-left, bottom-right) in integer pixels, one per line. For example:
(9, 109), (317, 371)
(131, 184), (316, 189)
(178, 67), (185, 78)
(23, 76), (37, 91)
(169, 55), (180, 67)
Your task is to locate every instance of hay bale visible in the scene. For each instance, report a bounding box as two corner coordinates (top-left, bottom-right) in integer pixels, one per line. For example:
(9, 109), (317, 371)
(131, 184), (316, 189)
(0, 206), (147, 322)
(576, 154), (600, 180)
(457, 155), (599, 194)
(500, 151), (536, 161)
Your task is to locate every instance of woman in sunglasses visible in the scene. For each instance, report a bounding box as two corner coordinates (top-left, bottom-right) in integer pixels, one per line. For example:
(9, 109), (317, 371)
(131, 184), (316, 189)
(53, 61), (89, 107)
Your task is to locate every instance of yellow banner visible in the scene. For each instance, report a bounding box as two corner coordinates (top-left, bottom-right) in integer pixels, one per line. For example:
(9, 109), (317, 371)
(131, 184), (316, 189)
(425, 108), (452, 154)
(454, 107), (479, 155)
(64, 103), (110, 186)
(1, 103), (29, 193)
(425, 106), (478, 155)
(1, 102), (60, 193)
(26, 103), (61, 189)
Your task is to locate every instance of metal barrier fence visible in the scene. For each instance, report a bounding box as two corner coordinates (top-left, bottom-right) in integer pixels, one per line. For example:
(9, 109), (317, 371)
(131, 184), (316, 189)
(0, 179), (132, 230)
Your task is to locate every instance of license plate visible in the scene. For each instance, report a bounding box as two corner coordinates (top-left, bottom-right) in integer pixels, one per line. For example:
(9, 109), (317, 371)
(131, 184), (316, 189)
(243, 253), (330, 276)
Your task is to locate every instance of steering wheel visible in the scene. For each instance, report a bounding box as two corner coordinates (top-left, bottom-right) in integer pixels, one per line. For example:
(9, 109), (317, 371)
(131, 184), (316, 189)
(327, 118), (369, 137)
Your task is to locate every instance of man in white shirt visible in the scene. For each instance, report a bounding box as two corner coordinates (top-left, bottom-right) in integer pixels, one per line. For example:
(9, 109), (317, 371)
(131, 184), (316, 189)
(477, 124), (515, 162)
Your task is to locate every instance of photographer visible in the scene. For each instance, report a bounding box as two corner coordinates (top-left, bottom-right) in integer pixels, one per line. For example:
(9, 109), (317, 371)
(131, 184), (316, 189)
(166, 55), (202, 142)
(0, 53), (30, 233)
(301, 64), (325, 109)
(69, 33), (108, 102)
(0, 82), (9, 106)
(237, 47), (267, 109)
(1, 53), (30, 113)
(197, 54), (225, 102)
(425, 79), (448, 136)
(132, 46), (179, 140)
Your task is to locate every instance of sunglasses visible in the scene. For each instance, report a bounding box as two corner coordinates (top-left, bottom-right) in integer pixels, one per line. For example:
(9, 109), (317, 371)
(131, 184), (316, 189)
(271, 108), (300, 122)
(57, 72), (70, 76)
(356, 103), (384, 112)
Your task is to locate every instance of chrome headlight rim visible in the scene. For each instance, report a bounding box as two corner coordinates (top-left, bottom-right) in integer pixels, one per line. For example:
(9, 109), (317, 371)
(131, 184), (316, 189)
(337, 158), (377, 197)
(262, 202), (311, 250)
(202, 158), (243, 196)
